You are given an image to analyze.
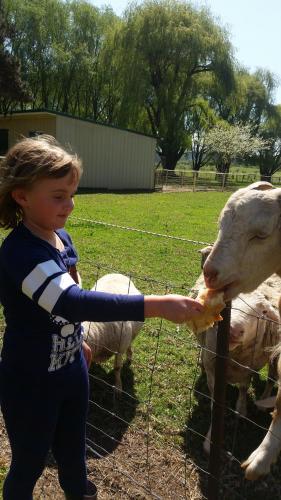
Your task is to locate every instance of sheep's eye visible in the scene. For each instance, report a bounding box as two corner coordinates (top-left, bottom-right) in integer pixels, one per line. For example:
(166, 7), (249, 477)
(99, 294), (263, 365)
(250, 233), (268, 241)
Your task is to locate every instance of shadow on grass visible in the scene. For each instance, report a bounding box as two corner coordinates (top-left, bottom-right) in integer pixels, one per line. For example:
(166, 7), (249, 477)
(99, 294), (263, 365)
(44, 361), (138, 471)
(183, 371), (281, 500)
(86, 361), (138, 459)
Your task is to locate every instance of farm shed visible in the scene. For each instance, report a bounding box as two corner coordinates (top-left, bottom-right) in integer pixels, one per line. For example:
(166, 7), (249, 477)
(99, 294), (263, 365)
(0, 110), (156, 190)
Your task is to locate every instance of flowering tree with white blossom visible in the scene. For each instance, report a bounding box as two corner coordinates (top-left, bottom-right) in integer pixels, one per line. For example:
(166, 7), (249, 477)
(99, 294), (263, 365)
(204, 123), (270, 173)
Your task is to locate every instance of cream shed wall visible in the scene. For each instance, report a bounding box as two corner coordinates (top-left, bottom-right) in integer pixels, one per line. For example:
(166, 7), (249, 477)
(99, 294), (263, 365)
(0, 113), (56, 145)
(0, 111), (156, 190)
(55, 115), (156, 190)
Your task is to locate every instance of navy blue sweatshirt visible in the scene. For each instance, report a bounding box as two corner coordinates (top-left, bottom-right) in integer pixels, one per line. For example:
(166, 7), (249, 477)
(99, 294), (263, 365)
(0, 223), (144, 373)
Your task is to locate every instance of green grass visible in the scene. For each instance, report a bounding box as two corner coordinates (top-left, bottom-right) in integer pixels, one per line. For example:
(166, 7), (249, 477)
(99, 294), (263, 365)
(0, 466), (7, 491)
(59, 191), (230, 455)
(65, 191), (232, 436)
(67, 190), (230, 289)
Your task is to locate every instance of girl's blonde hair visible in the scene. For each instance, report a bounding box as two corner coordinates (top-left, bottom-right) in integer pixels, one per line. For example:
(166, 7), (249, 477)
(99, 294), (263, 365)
(0, 135), (83, 228)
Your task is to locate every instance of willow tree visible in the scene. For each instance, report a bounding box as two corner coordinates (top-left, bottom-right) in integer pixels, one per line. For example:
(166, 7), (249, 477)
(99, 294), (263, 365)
(0, 0), (30, 112)
(118, 0), (234, 170)
(188, 98), (218, 171)
(206, 67), (277, 131)
(2, 0), (68, 110)
(3, 0), (120, 120)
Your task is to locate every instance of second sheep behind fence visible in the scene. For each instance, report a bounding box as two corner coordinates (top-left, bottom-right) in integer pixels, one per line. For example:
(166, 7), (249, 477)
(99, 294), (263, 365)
(202, 290), (280, 454)
(83, 273), (144, 394)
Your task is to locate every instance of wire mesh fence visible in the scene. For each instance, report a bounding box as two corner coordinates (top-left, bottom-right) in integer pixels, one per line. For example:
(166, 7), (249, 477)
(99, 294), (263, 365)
(1, 221), (281, 499)
(154, 170), (281, 193)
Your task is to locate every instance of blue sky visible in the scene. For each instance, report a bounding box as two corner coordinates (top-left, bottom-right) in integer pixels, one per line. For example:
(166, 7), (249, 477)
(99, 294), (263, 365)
(89, 0), (281, 104)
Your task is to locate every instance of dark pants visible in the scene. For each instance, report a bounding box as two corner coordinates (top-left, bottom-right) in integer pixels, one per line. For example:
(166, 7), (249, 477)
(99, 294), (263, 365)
(0, 356), (89, 500)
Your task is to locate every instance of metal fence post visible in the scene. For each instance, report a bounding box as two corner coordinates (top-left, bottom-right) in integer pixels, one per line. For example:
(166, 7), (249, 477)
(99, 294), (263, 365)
(207, 302), (231, 500)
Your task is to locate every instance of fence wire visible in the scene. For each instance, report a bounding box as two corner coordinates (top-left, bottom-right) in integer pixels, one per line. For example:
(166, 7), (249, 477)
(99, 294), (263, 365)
(1, 221), (281, 499)
(154, 169), (281, 193)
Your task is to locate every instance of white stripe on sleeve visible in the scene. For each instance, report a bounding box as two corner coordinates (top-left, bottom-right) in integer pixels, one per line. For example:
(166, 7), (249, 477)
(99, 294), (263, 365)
(22, 260), (62, 299)
(38, 272), (76, 312)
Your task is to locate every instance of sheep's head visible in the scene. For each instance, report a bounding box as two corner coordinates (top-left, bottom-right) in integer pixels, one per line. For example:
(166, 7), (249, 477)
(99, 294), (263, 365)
(203, 182), (281, 300)
(229, 294), (280, 351)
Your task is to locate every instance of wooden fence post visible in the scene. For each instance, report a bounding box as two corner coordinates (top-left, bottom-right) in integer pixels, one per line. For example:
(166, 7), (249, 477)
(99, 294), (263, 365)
(207, 302), (231, 500)
(193, 171), (197, 192)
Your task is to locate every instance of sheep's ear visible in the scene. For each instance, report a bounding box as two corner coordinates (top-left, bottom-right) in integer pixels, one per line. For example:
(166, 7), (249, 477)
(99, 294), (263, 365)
(198, 245), (213, 269)
(247, 181), (274, 191)
(198, 245), (213, 257)
(261, 305), (279, 323)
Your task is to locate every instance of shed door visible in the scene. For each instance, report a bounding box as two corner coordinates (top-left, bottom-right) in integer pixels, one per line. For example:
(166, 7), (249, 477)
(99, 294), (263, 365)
(0, 129), (8, 155)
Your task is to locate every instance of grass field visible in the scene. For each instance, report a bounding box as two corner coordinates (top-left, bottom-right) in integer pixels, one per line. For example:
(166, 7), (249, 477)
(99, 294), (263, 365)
(56, 190), (232, 428)
(1, 189), (281, 498)
(69, 191), (231, 432)
(67, 190), (229, 284)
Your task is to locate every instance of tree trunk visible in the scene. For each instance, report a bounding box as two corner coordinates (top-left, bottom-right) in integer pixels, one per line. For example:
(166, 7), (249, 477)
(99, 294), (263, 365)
(192, 143), (200, 171)
(159, 148), (184, 170)
(216, 160), (231, 186)
(260, 174), (272, 182)
(215, 160), (231, 174)
(259, 156), (277, 184)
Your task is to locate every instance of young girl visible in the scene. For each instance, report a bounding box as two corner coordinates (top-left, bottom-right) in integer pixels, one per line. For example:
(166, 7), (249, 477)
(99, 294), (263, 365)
(0, 136), (204, 500)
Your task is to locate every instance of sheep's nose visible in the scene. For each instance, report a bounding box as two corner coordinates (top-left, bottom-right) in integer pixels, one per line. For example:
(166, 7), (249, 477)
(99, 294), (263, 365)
(203, 266), (218, 286)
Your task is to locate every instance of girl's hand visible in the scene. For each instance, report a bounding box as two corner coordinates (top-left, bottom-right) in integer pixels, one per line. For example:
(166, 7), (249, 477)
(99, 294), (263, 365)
(144, 294), (204, 324)
(82, 341), (92, 368)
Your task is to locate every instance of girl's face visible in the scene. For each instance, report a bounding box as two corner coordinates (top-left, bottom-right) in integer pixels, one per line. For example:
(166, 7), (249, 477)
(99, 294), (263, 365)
(12, 170), (79, 232)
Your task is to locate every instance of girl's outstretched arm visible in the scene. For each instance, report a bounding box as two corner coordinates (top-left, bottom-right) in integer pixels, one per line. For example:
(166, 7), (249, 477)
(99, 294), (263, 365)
(144, 295), (204, 323)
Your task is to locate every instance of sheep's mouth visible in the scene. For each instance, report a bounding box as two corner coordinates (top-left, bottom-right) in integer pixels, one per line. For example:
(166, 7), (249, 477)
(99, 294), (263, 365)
(222, 281), (241, 301)
(206, 279), (240, 300)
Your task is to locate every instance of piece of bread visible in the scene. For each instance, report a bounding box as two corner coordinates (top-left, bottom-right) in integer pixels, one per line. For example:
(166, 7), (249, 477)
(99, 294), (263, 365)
(187, 288), (225, 334)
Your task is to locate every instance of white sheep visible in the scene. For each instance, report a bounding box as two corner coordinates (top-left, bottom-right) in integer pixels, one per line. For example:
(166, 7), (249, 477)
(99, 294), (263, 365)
(83, 273), (143, 394)
(192, 250), (281, 453)
(202, 290), (280, 454)
(203, 181), (281, 479)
